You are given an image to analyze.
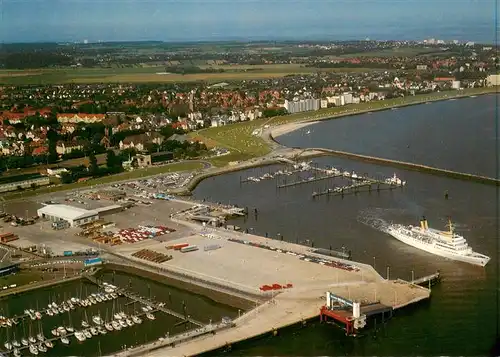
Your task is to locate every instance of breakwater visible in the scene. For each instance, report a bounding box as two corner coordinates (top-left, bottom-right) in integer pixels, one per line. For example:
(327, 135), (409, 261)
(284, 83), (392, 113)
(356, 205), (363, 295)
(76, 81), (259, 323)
(300, 148), (500, 186)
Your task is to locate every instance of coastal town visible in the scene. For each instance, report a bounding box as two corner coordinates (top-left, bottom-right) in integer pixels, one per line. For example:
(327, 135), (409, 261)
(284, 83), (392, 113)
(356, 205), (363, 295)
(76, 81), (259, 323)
(0, 36), (498, 357)
(0, 40), (498, 194)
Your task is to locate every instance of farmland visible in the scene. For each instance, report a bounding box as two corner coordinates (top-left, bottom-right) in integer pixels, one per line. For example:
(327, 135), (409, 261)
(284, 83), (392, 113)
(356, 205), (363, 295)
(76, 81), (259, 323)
(0, 64), (376, 85)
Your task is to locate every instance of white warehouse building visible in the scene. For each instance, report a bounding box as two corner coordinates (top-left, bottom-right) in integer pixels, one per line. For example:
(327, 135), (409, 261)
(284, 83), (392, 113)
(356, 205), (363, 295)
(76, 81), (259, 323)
(37, 204), (99, 227)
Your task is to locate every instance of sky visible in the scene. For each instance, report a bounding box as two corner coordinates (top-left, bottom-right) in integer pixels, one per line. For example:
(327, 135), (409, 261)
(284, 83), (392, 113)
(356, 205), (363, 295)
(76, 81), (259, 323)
(1, 0), (498, 43)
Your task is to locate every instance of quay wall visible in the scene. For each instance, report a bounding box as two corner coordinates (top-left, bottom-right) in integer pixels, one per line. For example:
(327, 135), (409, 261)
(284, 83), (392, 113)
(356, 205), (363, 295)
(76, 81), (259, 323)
(0, 274), (82, 298)
(102, 260), (262, 311)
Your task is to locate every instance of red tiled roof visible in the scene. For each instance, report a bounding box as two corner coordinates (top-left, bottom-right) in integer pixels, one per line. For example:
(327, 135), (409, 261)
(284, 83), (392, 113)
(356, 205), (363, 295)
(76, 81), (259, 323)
(32, 146), (48, 156)
(57, 113), (105, 120)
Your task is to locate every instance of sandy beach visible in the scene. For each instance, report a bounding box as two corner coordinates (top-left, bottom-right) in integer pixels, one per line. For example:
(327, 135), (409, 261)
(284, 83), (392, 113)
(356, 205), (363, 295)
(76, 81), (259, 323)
(270, 120), (319, 138)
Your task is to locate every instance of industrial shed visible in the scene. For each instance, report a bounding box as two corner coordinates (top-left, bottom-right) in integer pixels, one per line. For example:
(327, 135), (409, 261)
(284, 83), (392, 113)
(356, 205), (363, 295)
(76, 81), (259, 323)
(37, 204), (99, 227)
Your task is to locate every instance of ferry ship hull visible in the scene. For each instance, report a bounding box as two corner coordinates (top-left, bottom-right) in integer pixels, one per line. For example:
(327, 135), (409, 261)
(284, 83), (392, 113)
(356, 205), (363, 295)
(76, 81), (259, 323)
(387, 228), (489, 267)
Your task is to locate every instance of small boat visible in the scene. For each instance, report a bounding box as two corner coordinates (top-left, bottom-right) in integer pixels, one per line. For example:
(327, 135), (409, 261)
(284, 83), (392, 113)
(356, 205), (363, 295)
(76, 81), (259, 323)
(90, 327), (98, 336)
(74, 331), (86, 342)
(52, 308), (58, 315)
(6, 319), (12, 327)
(83, 330), (92, 339)
(44, 340), (54, 348)
(60, 336), (70, 345)
(46, 310), (54, 317)
(119, 319), (127, 328)
(81, 321), (89, 328)
(28, 336), (37, 344)
(66, 326), (74, 333)
(113, 313), (122, 320)
(146, 313), (155, 321)
(13, 348), (21, 357)
(132, 316), (142, 324)
(21, 338), (29, 346)
(98, 327), (107, 335)
(36, 333), (45, 342)
(35, 312), (42, 320)
(38, 343), (47, 353)
(51, 329), (59, 337)
(111, 293), (118, 299)
(112, 321), (121, 331)
(92, 316), (103, 325)
(4, 342), (12, 350)
(104, 323), (114, 331)
(29, 344), (39, 355)
(95, 296), (102, 303)
(12, 340), (21, 348)
(56, 326), (67, 335)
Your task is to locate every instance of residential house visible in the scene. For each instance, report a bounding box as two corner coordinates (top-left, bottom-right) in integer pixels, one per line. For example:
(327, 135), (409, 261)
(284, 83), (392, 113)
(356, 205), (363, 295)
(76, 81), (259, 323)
(56, 141), (85, 155)
(56, 113), (106, 124)
(119, 132), (164, 152)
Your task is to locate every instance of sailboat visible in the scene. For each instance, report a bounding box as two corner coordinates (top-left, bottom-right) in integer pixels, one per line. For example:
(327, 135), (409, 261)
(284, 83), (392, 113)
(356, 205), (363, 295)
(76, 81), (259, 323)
(36, 320), (45, 342)
(74, 330), (86, 342)
(29, 344), (39, 355)
(66, 310), (75, 333)
(104, 308), (114, 331)
(82, 310), (90, 328)
(38, 342), (48, 353)
(28, 320), (36, 344)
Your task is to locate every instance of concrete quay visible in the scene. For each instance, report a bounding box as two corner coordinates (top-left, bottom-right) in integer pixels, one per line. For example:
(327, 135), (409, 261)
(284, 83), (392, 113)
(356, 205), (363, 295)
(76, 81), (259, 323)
(107, 213), (431, 357)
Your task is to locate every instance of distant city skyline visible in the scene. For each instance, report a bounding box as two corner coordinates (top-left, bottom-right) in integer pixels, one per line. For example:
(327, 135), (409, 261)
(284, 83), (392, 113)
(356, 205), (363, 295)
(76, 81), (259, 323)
(1, 0), (498, 44)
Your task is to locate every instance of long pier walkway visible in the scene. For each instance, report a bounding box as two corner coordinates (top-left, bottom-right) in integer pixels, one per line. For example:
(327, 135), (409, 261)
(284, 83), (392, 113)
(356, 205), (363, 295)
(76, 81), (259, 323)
(83, 274), (204, 327)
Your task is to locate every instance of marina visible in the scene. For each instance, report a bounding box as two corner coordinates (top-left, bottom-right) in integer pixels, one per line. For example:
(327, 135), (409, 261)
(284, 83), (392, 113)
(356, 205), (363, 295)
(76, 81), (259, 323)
(311, 172), (406, 198)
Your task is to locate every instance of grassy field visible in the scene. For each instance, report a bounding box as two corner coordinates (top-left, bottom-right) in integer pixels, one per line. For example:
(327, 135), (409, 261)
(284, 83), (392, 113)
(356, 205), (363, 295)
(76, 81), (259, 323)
(1, 161), (203, 201)
(190, 119), (272, 159)
(0, 271), (44, 289)
(0, 64), (377, 85)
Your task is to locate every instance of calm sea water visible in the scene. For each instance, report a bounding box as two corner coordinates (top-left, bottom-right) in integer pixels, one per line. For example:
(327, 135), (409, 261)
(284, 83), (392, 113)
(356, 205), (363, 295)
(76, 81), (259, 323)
(193, 95), (499, 356)
(279, 94), (499, 178)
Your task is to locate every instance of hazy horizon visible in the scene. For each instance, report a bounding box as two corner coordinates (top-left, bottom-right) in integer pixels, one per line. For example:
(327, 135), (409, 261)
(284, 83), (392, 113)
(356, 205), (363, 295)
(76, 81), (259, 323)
(1, 0), (498, 44)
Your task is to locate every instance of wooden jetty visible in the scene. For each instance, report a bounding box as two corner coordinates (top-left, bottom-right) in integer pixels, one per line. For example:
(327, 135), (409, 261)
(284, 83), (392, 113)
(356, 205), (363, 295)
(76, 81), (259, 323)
(312, 178), (404, 198)
(277, 173), (342, 189)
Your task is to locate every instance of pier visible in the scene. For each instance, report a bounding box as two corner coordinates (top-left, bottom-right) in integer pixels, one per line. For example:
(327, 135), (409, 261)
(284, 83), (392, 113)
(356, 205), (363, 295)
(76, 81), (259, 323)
(312, 178), (403, 198)
(276, 173), (342, 189)
(110, 220), (432, 357)
(411, 271), (441, 287)
(83, 274), (205, 327)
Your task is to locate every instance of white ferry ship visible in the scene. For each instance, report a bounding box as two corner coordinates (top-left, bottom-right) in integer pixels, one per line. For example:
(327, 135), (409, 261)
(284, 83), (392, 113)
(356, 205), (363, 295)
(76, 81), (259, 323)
(386, 217), (490, 267)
